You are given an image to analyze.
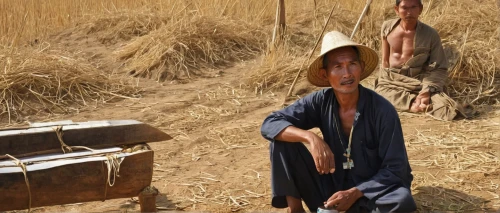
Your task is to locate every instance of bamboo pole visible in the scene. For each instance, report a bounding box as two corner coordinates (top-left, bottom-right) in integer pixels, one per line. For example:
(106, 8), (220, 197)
(283, 3), (337, 102)
(278, 0), (286, 36)
(271, 0), (286, 50)
(350, 0), (373, 39)
(313, 0), (318, 27)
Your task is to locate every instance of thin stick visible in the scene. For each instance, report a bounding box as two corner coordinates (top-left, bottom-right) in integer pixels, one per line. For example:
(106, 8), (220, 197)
(351, 0), (373, 39)
(271, 0), (279, 44)
(278, 0), (286, 36)
(284, 3), (337, 99)
(271, 0), (280, 50)
(221, 0), (231, 16)
(313, 0), (318, 27)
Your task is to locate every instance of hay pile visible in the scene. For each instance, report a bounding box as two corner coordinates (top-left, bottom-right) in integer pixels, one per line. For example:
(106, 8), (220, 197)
(247, 30), (314, 93)
(71, 10), (169, 45)
(115, 15), (266, 82)
(0, 47), (140, 122)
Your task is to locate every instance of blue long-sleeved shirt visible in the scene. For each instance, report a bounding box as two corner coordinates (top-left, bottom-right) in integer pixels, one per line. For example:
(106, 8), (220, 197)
(261, 85), (413, 199)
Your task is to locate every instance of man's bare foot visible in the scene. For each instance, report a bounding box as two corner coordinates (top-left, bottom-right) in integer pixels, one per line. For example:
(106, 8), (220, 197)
(421, 104), (433, 112)
(410, 104), (432, 113)
(410, 102), (424, 113)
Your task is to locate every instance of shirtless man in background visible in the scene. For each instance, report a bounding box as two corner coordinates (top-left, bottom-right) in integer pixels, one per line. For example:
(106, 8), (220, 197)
(383, 0), (428, 113)
(375, 0), (467, 121)
(382, 0), (419, 69)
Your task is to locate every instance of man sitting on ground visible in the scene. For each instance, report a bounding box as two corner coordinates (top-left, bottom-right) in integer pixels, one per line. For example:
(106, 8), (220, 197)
(375, 0), (470, 121)
(261, 31), (416, 212)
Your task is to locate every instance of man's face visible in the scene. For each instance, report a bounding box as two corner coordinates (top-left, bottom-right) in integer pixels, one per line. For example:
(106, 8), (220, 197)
(320, 47), (363, 94)
(395, 0), (423, 22)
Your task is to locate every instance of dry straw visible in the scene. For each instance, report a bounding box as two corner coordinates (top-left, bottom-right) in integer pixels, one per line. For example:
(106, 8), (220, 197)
(404, 118), (500, 211)
(246, 2), (334, 93)
(419, 0), (499, 104)
(115, 15), (266, 82)
(248, 38), (307, 94)
(0, 47), (140, 123)
(0, 0), (184, 45)
(168, 124), (266, 211)
(70, 10), (169, 45)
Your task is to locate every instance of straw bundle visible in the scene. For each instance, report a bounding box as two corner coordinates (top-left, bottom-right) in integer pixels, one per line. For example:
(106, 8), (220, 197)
(0, 47), (140, 122)
(247, 29), (314, 93)
(70, 10), (168, 45)
(115, 15), (266, 82)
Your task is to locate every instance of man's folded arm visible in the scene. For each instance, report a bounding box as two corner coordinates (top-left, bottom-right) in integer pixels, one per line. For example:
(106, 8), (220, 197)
(261, 92), (323, 142)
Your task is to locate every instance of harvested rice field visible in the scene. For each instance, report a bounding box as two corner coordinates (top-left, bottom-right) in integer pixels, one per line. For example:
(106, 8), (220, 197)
(0, 0), (499, 212)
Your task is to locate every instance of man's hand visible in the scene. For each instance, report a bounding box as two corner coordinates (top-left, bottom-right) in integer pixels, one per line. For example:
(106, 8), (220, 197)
(410, 97), (422, 112)
(417, 91), (431, 109)
(324, 188), (363, 211)
(410, 91), (431, 112)
(307, 133), (335, 175)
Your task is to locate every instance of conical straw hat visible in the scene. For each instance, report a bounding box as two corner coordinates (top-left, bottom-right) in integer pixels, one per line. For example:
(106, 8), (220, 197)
(307, 31), (379, 87)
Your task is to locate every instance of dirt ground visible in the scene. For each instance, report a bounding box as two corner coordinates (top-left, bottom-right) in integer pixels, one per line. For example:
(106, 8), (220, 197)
(5, 22), (500, 213)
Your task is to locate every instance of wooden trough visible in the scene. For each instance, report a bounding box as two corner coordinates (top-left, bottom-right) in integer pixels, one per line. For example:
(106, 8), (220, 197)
(0, 120), (172, 212)
(0, 120), (171, 157)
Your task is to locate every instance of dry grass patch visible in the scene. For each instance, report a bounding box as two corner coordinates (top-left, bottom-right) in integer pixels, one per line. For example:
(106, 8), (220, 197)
(184, 84), (248, 122)
(0, 0), (314, 46)
(405, 119), (500, 211)
(207, 125), (263, 150)
(171, 124), (266, 211)
(175, 174), (262, 212)
(248, 49), (305, 94)
(115, 15), (266, 82)
(247, 28), (317, 94)
(0, 47), (140, 123)
(69, 10), (169, 45)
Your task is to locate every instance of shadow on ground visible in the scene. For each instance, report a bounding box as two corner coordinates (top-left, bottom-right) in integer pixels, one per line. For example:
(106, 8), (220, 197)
(115, 193), (178, 212)
(413, 186), (495, 212)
